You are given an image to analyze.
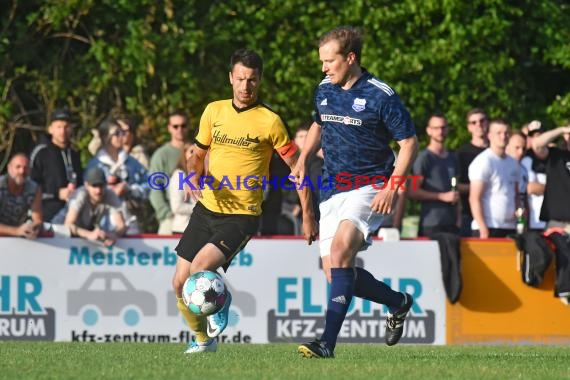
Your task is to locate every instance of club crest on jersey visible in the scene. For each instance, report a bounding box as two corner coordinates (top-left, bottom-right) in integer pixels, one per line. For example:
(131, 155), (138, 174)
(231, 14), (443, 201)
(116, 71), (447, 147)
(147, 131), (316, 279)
(352, 98), (366, 112)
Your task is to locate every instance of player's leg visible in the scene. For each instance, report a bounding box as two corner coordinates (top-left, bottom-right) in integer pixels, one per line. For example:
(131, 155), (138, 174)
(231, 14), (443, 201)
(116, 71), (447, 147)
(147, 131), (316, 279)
(173, 203), (218, 353)
(172, 256), (216, 353)
(205, 213), (259, 338)
(299, 193), (359, 358)
(345, 185), (413, 346)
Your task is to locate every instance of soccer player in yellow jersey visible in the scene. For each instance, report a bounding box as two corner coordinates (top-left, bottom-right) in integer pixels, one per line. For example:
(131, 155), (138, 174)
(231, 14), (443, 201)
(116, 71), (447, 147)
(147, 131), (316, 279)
(172, 48), (318, 354)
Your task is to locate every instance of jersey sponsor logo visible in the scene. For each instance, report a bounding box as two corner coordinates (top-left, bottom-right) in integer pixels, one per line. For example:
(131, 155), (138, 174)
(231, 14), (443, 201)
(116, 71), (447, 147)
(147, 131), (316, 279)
(212, 130), (259, 148)
(320, 98), (327, 106)
(245, 134), (260, 144)
(321, 114), (362, 126)
(213, 122), (223, 128)
(352, 98), (366, 112)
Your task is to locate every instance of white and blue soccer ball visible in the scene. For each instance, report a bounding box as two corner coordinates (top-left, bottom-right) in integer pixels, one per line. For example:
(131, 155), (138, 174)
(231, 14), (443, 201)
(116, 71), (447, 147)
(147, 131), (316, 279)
(182, 271), (228, 316)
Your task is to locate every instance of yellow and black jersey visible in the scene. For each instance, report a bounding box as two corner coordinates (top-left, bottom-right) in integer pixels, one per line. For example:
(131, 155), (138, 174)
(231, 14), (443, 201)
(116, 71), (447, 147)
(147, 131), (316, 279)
(194, 99), (297, 216)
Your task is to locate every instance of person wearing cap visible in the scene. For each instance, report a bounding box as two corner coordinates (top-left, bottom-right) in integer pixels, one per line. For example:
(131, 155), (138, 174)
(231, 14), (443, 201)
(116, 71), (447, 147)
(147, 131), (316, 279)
(31, 108), (83, 223)
(64, 167), (125, 247)
(521, 120), (548, 232)
(0, 153), (43, 239)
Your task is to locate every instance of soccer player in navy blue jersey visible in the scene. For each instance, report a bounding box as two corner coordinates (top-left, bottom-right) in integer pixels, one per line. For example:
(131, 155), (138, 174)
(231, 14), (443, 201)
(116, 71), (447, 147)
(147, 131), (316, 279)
(294, 26), (419, 358)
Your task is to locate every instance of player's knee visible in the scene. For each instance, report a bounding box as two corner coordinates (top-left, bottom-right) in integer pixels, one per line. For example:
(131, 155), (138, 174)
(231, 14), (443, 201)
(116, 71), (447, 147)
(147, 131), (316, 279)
(189, 260), (207, 274)
(323, 268), (332, 283)
(320, 257), (332, 283)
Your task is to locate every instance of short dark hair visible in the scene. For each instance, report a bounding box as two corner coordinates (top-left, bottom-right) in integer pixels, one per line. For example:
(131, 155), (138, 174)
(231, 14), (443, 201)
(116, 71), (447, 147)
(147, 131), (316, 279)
(489, 118), (510, 131)
(297, 121), (313, 132)
(427, 112), (446, 123)
(466, 108), (487, 122)
(97, 117), (121, 143)
(230, 48), (263, 76)
(510, 131), (527, 142)
(319, 26), (363, 64)
(110, 110), (138, 131)
(168, 110), (188, 121)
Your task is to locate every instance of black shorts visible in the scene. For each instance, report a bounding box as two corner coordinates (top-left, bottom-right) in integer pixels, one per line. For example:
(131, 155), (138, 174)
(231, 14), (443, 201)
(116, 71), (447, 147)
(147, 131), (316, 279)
(175, 202), (260, 271)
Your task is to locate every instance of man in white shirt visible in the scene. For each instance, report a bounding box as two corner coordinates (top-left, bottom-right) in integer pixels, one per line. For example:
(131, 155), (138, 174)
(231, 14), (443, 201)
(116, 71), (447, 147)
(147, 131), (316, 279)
(469, 119), (520, 238)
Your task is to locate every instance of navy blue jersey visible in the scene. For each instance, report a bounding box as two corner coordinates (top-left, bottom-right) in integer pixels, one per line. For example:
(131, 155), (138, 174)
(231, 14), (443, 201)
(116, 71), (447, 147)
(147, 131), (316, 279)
(314, 70), (415, 202)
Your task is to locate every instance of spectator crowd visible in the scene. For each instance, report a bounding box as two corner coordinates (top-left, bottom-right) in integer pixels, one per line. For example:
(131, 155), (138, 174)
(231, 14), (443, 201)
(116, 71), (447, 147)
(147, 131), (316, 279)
(1, 107), (569, 247)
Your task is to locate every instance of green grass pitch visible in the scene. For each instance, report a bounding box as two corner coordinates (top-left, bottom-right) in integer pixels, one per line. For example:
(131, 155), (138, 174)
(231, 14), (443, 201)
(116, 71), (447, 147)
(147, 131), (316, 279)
(1, 342), (569, 379)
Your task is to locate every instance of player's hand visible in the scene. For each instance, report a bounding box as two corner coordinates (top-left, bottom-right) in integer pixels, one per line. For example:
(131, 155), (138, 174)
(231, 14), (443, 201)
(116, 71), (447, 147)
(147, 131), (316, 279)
(184, 180), (203, 203)
(291, 160), (307, 188)
(302, 213), (318, 245)
(370, 189), (398, 214)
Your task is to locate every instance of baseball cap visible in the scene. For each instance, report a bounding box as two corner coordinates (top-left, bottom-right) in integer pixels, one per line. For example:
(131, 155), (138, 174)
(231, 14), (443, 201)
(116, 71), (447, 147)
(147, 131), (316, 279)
(527, 120), (544, 136)
(85, 167), (106, 186)
(50, 108), (73, 123)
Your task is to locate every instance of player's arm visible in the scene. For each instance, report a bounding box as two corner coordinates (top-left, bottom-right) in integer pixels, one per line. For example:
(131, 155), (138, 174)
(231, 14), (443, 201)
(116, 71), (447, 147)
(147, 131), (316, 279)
(292, 122), (321, 186)
(391, 186), (407, 229)
(278, 142), (318, 244)
(185, 143), (208, 202)
(371, 136), (418, 215)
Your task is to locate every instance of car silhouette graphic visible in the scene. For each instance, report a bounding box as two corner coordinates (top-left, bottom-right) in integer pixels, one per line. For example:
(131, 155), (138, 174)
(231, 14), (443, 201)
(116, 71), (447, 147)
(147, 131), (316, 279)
(67, 272), (157, 327)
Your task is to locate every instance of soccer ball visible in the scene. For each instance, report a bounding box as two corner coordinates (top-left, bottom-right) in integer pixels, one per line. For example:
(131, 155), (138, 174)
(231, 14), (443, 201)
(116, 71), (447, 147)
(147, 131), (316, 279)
(182, 271), (228, 316)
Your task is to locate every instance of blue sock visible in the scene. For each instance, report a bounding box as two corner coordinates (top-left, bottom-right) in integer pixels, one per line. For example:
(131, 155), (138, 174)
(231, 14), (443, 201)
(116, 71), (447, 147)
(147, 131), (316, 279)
(353, 267), (404, 314)
(320, 268), (355, 351)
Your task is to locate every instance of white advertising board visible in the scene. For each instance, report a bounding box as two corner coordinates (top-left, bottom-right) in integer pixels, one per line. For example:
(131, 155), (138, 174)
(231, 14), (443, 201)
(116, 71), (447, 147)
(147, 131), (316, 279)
(0, 237), (446, 344)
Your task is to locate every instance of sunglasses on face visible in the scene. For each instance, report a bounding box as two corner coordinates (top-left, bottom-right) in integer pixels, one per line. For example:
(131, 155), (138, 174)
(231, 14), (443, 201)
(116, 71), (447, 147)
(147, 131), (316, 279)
(469, 118), (487, 125)
(111, 129), (126, 137)
(171, 124), (187, 130)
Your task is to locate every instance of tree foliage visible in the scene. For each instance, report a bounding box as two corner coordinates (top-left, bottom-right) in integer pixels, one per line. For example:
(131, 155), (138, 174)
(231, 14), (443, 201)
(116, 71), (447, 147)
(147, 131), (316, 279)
(1, 0), (568, 165)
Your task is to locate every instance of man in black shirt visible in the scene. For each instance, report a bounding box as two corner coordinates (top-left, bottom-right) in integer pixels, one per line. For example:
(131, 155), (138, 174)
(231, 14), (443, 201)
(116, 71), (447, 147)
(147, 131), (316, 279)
(456, 108), (488, 237)
(31, 108), (83, 222)
(533, 124), (570, 304)
(533, 124), (570, 227)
